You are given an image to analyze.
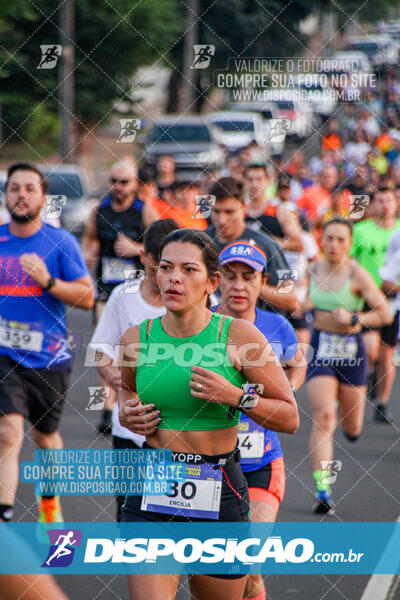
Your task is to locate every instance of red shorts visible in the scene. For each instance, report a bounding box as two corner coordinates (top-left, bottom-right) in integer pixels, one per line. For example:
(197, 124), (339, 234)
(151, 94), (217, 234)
(244, 456), (286, 514)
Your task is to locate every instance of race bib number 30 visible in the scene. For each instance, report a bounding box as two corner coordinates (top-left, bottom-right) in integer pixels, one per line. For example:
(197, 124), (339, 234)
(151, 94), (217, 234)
(0, 320), (43, 352)
(317, 332), (358, 360)
(102, 257), (134, 284)
(141, 463), (222, 520)
(238, 419), (265, 461)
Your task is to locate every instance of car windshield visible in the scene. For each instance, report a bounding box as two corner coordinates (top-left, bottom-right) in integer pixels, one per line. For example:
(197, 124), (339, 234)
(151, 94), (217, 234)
(349, 42), (378, 57)
(213, 120), (254, 132)
(149, 124), (211, 143)
(300, 83), (323, 91)
(43, 172), (84, 199)
(276, 101), (294, 110)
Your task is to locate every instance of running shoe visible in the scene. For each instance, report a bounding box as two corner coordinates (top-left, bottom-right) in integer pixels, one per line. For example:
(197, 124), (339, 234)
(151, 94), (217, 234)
(97, 409), (112, 435)
(374, 404), (393, 424)
(312, 491), (335, 516)
(38, 496), (64, 523)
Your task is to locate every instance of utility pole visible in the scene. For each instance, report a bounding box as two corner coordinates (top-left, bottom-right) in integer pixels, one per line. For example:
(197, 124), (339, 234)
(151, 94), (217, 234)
(59, 0), (75, 160)
(180, 0), (199, 113)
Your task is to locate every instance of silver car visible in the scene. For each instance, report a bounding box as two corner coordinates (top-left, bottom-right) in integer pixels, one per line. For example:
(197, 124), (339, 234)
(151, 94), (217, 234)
(40, 165), (94, 237)
(142, 115), (225, 178)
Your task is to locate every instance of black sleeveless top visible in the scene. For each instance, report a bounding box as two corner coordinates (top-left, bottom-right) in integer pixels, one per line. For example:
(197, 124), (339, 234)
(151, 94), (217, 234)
(246, 204), (285, 239)
(95, 195), (145, 298)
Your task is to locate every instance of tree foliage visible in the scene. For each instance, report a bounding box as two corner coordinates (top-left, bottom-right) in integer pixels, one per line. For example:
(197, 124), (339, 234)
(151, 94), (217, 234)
(0, 0), (182, 141)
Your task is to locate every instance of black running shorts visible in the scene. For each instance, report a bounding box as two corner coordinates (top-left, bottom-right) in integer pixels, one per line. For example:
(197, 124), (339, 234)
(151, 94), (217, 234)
(0, 355), (69, 433)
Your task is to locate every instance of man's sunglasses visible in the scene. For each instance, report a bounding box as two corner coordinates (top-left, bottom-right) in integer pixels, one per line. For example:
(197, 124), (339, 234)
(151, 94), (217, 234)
(110, 178), (130, 185)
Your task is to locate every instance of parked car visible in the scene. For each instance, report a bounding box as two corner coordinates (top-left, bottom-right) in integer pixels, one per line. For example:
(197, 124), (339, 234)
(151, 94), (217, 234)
(333, 50), (371, 73)
(207, 111), (268, 153)
(40, 165), (94, 237)
(346, 34), (400, 67)
(227, 101), (286, 154)
(262, 90), (313, 140)
(142, 115), (225, 177)
(289, 74), (337, 120)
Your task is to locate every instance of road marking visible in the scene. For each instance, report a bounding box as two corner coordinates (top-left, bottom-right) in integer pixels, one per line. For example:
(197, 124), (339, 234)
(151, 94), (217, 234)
(360, 516), (400, 600)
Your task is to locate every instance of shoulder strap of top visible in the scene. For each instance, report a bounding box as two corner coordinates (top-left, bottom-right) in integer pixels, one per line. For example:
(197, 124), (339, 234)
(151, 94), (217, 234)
(310, 261), (319, 283)
(349, 263), (359, 279)
(139, 319), (148, 343)
(139, 318), (156, 343)
(217, 314), (232, 343)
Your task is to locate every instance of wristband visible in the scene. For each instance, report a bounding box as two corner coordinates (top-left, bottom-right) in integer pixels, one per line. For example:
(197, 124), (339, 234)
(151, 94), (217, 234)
(43, 276), (56, 291)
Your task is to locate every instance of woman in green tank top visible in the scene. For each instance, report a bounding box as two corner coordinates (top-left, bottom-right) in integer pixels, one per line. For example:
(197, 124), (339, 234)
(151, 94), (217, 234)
(304, 218), (391, 517)
(118, 229), (299, 600)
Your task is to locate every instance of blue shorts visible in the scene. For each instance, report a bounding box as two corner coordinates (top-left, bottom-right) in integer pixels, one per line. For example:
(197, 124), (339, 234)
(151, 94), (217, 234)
(306, 329), (368, 386)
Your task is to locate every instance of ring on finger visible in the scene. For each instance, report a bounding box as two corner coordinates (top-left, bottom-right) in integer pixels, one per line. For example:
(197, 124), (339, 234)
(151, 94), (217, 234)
(196, 382), (202, 392)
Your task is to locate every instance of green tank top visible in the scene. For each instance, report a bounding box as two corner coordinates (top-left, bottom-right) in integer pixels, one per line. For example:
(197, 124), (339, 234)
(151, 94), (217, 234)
(309, 267), (365, 312)
(136, 313), (246, 430)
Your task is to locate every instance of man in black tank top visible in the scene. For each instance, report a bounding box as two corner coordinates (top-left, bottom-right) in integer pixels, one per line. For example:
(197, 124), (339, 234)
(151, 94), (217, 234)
(82, 160), (148, 303)
(245, 166), (303, 252)
(81, 160), (148, 435)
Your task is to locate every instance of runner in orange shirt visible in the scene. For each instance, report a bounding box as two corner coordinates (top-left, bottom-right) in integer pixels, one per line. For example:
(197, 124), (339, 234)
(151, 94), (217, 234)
(296, 166), (338, 229)
(150, 180), (208, 230)
(321, 119), (343, 152)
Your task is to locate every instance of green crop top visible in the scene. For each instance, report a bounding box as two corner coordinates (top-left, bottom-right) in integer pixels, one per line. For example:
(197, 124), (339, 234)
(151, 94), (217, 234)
(136, 312), (246, 430)
(309, 266), (365, 312)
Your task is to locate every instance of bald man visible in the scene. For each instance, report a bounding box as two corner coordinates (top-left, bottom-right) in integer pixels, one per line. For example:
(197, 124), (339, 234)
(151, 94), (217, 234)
(82, 160), (153, 434)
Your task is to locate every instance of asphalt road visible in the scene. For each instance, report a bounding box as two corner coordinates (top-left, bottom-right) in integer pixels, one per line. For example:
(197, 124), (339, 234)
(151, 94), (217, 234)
(14, 305), (400, 600)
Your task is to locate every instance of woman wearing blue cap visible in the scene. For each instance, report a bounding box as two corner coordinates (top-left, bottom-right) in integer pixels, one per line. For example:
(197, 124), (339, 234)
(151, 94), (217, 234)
(214, 241), (307, 600)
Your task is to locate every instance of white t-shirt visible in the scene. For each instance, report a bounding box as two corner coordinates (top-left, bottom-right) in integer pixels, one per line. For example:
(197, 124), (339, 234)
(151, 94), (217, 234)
(344, 141), (371, 166)
(284, 232), (319, 302)
(379, 229), (400, 316)
(89, 282), (166, 442)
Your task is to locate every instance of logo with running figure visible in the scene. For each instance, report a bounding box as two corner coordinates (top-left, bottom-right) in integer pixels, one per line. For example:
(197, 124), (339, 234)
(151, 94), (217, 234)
(86, 387), (111, 410)
(320, 460), (342, 485)
(275, 269), (299, 294)
(191, 45), (215, 69)
(117, 119), (141, 143)
(42, 195), (67, 218)
(37, 45), (62, 69)
(192, 195), (216, 219)
(243, 382), (264, 395)
(42, 529), (81, 567)
(348, 195), (370, 220)
(266, 119), (291, 143)
(120, 269), (145, 294)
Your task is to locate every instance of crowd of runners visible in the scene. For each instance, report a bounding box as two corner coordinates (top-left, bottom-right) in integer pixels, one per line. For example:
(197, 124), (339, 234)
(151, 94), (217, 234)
(1, 68), (400, 600)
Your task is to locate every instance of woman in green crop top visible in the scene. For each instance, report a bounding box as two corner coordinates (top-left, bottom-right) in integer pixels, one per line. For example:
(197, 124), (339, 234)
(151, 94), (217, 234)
(118, 229), (299, 600)
(304, 218), (391, 517)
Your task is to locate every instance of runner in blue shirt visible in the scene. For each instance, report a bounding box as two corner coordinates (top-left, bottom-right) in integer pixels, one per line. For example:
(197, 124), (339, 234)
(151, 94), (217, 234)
(0, 163), (94, 525)
(214, 241), (306, 600)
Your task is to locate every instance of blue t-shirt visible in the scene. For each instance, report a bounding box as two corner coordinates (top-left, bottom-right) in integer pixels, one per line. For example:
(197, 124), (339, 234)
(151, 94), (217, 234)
(211, 306), (297, 472)
(0, 223), (89, 369)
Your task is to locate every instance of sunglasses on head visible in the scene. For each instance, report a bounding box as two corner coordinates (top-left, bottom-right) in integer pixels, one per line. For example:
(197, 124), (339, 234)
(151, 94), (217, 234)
(110, 178), (129, 185)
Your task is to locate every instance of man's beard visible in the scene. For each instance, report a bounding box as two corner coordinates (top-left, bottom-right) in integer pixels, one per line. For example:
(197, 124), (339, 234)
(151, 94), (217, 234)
(7, 207), (40, 223)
